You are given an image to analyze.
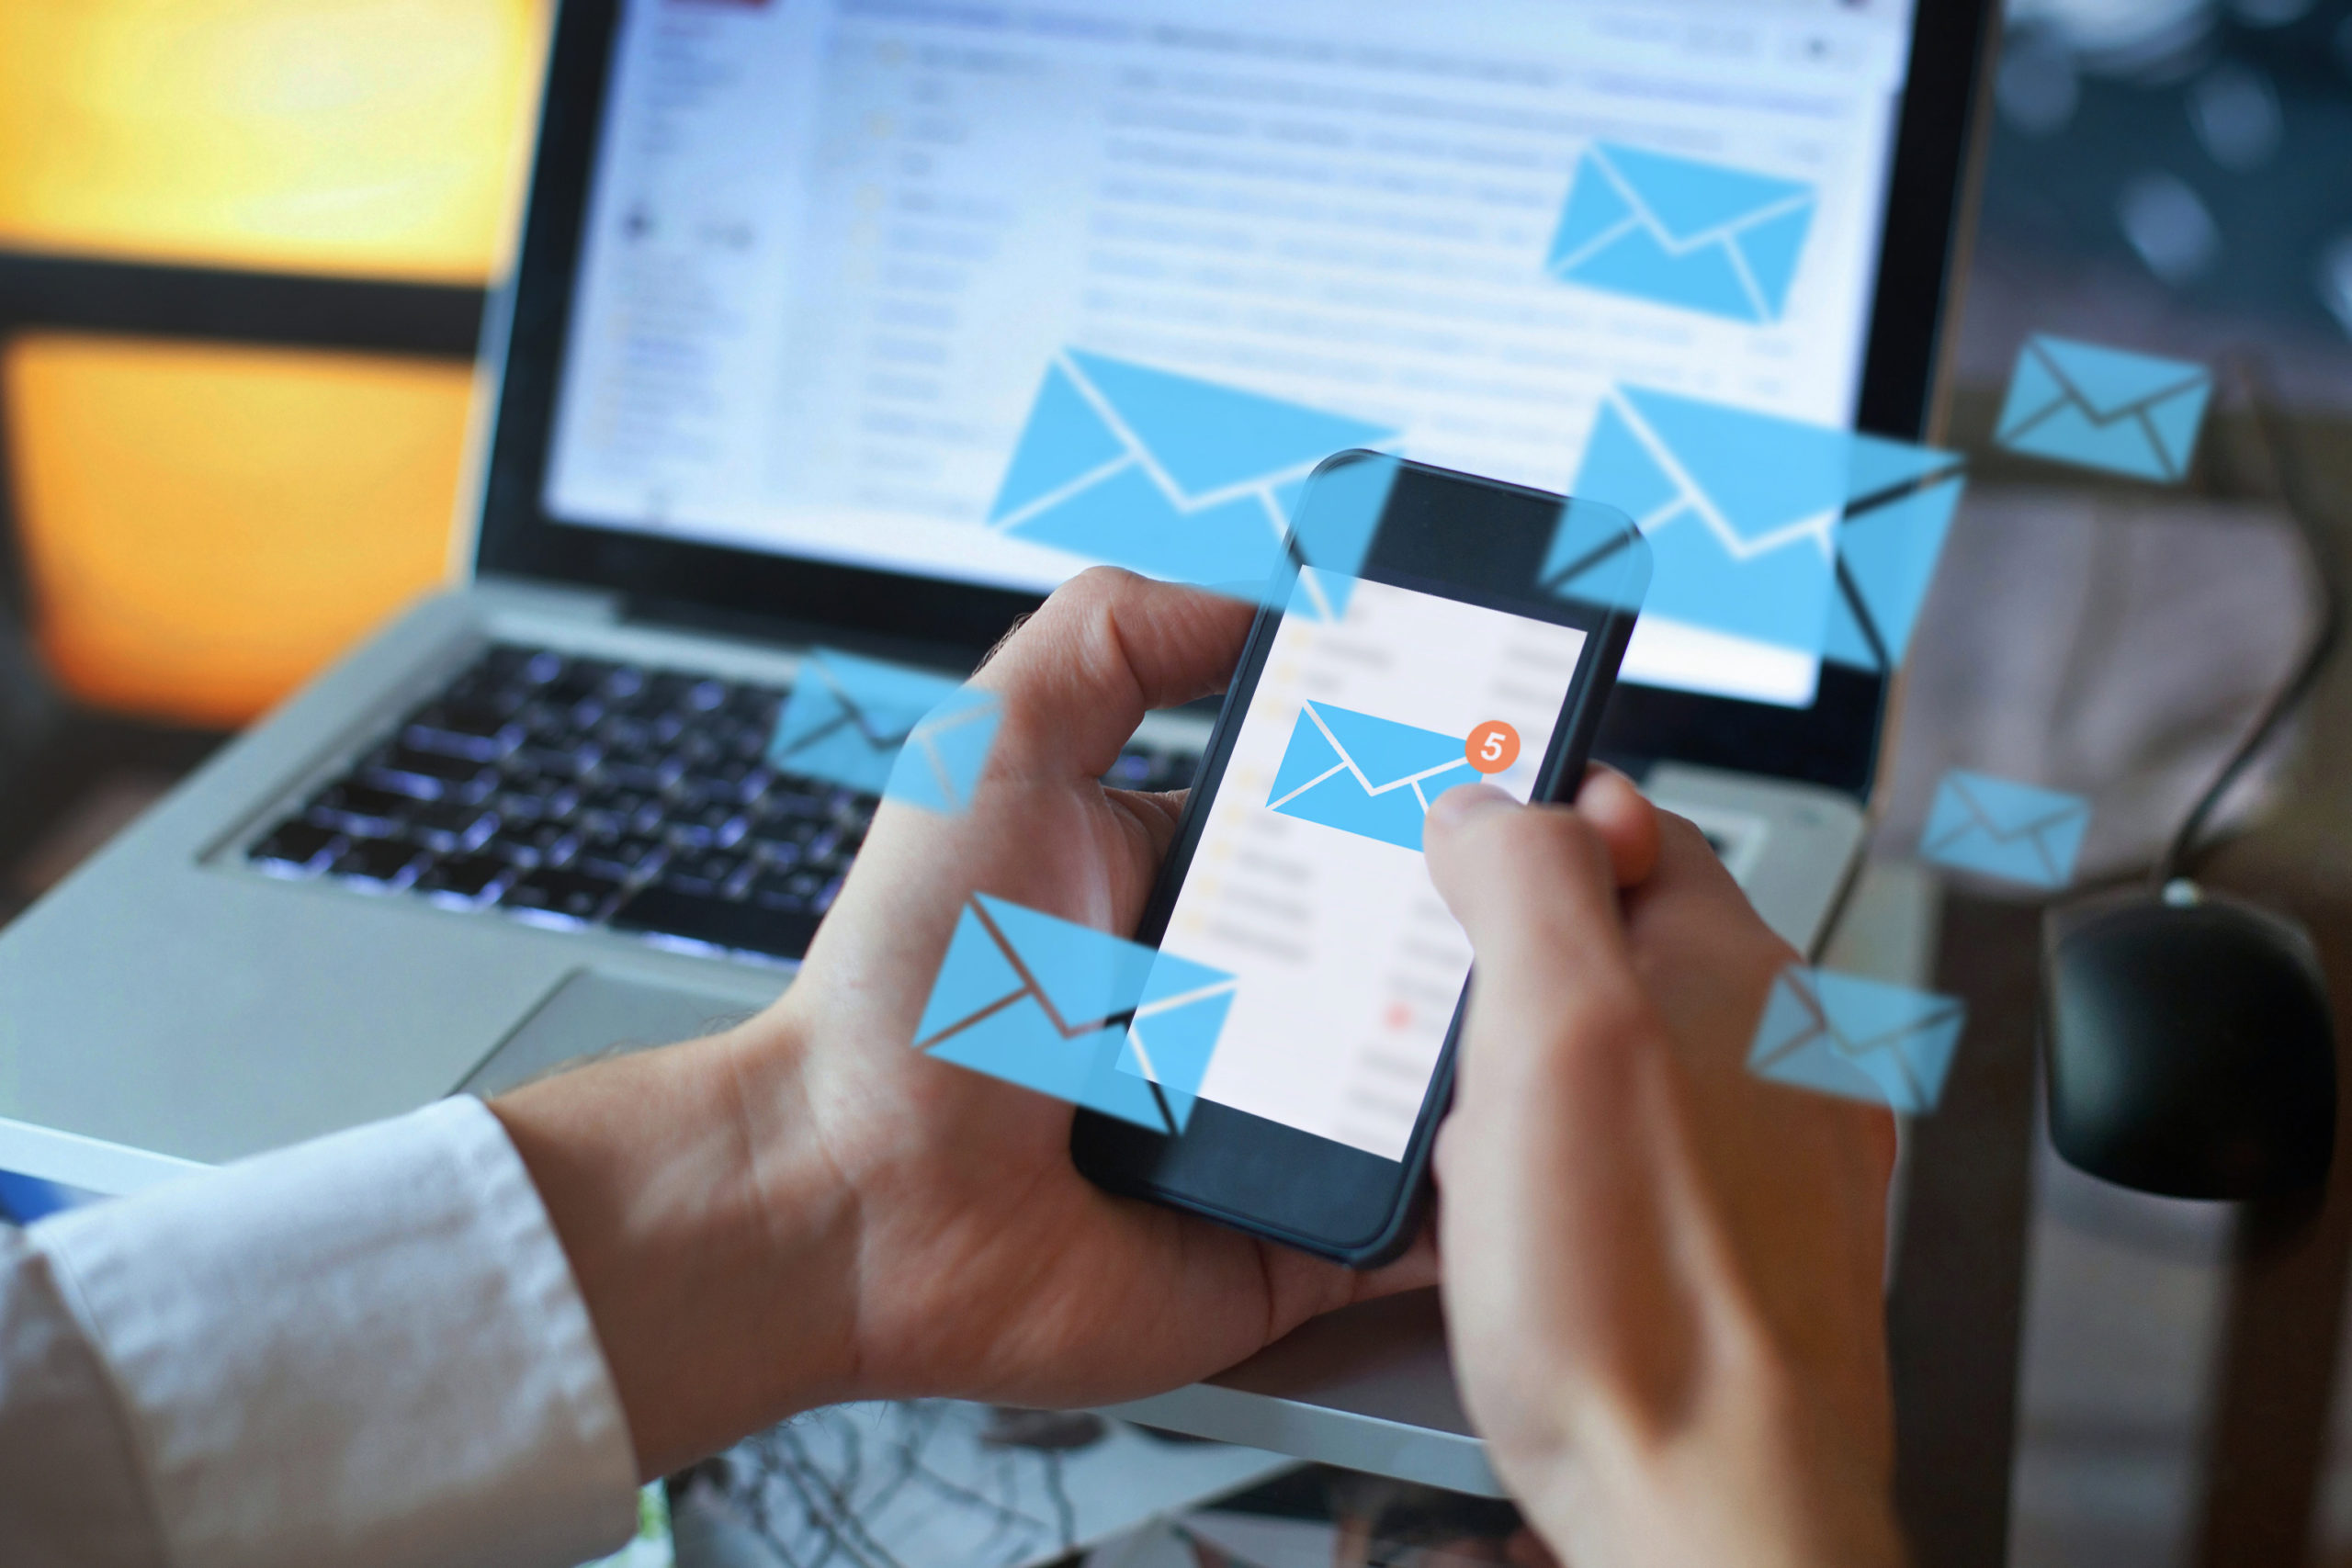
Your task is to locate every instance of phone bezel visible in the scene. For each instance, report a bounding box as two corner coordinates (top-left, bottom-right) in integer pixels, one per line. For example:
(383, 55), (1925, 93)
(1069, 458), (1638, 1265)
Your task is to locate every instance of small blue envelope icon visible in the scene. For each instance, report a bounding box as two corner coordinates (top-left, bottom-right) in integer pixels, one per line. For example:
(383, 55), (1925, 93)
(1566, 385), (1964, 665)
(1544, 142), (1817, 324)
(913, 894), (1238, 1133)
(1918, 770), (2091, 890)
(1995, 335), (2211, 484)
(1748, 966), (1966, 1114)
(988, 350), (1396, 615)
(769, 649), (975, 800)
(1267, 703), (1474, 853)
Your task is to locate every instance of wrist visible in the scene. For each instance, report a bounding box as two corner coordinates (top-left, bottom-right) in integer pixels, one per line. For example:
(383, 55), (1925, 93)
(491, 1000), (865, 1478)
(1498, 1359), (1905, 1568)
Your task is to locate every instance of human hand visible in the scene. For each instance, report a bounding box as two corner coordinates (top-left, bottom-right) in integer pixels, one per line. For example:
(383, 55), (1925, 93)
(495, 571), (1659, 1477)
(752, 568), (1445, 1411)
(1422, 787), (1903, 1568)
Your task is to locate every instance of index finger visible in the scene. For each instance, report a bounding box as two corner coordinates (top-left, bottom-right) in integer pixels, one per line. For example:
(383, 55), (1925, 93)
(1420, 788), (1649, 1055)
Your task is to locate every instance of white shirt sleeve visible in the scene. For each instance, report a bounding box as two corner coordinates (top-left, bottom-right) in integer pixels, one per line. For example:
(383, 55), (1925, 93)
(0, 1096), (640, 1568)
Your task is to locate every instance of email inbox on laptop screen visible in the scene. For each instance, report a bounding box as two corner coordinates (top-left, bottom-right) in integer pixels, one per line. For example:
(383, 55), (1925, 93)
(545, 0), (1916, 709)
(1157, 576), (1587, 1161)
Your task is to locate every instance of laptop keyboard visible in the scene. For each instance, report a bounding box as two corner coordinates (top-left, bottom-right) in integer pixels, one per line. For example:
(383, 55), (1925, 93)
(243, 642), (1201, 964)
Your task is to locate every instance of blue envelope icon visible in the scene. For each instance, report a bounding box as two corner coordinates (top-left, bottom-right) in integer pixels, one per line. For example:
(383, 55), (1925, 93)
(1995, 334), (2211, 483)
(1545, 142), (1817, 324)
(1534, 497), (1652, 614)
(1114, 955), (1251, 1132)
(1918, 770), (2091, 890)
(769, 649), (971, 799)
(1748, 966), (1966, 1114)
(913, 894), (1238, 1133)
(1267, 703), (1474, 852)
(1564, 385), (1964, 664)
(988, 350), (1396, 616)
(1821, 433), (1969, 672)
(882, 686), (1002, 815)
(1567, 386), (1844, 652)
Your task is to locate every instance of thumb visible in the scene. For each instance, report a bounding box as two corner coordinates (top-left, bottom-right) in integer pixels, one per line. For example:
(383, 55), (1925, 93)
(973, 568), (1253, 780)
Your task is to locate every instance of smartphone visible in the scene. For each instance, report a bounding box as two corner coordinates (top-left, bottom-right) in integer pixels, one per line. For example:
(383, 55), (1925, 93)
(1070, 455), (1644, 1266)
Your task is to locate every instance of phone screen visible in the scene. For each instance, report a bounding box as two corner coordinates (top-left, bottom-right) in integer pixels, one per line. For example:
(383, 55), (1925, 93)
(1158, 570), (1591, 1161)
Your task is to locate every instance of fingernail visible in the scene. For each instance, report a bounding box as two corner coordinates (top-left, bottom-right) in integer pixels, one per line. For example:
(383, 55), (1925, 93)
(1429, 783), (1512, 828)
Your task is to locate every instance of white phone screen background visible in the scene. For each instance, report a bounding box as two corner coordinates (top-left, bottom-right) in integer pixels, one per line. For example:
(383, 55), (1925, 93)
(1170, 576), (1589, 1160)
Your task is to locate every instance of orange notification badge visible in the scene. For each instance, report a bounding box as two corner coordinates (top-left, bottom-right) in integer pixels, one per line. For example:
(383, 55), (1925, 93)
(1464, 720), (1521, 774)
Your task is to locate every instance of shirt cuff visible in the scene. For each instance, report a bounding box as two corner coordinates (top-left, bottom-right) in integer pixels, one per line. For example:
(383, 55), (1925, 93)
(32, 1096), (639, 1568)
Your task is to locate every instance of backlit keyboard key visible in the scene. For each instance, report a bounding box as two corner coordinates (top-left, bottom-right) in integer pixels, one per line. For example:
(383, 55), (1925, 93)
(250, 820), (340, 875)
(502, 868), (622, 923)
(405, 801), (497, 853)
(332, 838), (425, 887)
(415, 853), (505, 901)
(307, 782), (410, 834)
(365, 744), (494, 801)
(612, 885), (820, 960)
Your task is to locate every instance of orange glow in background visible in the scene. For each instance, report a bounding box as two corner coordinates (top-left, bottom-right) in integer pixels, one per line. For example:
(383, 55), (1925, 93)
(0, 0), (547, 280)
(7, 335), (475, 728)
(0, 2), (549, 727)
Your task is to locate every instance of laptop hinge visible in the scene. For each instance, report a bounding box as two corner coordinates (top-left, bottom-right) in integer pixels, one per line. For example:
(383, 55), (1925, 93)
(619, 591), (994, 674)
(470, 573), (628, 623)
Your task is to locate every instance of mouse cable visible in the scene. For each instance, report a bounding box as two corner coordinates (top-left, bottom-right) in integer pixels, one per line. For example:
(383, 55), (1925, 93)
(2154, 355), (2346, 886)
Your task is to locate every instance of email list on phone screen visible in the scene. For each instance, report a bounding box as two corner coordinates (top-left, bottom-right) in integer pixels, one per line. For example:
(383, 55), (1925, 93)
(1163, 573), (1589, 1162)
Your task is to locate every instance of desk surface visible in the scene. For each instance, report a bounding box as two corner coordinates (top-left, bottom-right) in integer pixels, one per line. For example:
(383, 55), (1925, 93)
(1986, 841), (2352, 1568)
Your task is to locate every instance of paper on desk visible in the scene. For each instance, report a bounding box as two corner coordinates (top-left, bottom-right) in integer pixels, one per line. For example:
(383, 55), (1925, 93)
(1090, 1513), (1338, 1568)
(669, 1400), (1295, 1568)
(1091, 1509), (1522, 1568)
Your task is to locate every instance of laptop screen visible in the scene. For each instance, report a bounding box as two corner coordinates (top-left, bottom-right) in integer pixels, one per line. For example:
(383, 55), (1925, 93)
(540, 0), (1919, 710)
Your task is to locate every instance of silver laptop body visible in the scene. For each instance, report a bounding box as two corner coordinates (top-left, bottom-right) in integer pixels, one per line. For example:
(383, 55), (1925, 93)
(0, 0), (1979, 1212)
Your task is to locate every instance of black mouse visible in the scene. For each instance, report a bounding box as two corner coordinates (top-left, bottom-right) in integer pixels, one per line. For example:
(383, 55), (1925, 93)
(2041, 883), (2336, 1201)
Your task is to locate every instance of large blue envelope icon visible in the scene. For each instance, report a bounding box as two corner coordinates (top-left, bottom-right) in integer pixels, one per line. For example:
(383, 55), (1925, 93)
(913, 894), (1238, 1133)
(770, 649), (969, 798)
(1534, 497), (1652, 614)
(1266, 703), (1474, 852)
(1748, 966), (1966, 1114)
(987, 350), (1396, 616)
(1567, 386), (1846, 652)
(1995, 335), (2211, 483)
(1114, 953), (1251, 1133)
(1918, 770), (2091, 890)
(1545, 142), (1817, 323)
(1563, 386), (1965, 665)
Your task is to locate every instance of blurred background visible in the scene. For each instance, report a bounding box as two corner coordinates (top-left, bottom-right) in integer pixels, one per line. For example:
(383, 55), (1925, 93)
(1, 0), (2346, 916)
(5, 3), (2352, 1565)
(0, 0), (548, 923)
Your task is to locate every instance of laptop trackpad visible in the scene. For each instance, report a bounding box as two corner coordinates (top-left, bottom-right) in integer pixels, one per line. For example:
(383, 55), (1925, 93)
(456, 969), (763, 1098)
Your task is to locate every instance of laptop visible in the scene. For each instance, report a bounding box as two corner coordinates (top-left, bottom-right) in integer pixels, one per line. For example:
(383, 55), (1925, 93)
(0, 0), (1991, 1208)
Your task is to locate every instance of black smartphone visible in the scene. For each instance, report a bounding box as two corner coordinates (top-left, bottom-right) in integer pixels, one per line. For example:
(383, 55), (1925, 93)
(1071, 454), (1644, 1266)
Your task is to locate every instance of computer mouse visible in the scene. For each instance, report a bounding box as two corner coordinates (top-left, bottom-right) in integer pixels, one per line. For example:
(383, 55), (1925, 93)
(2041, 883), (2336, 1201)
